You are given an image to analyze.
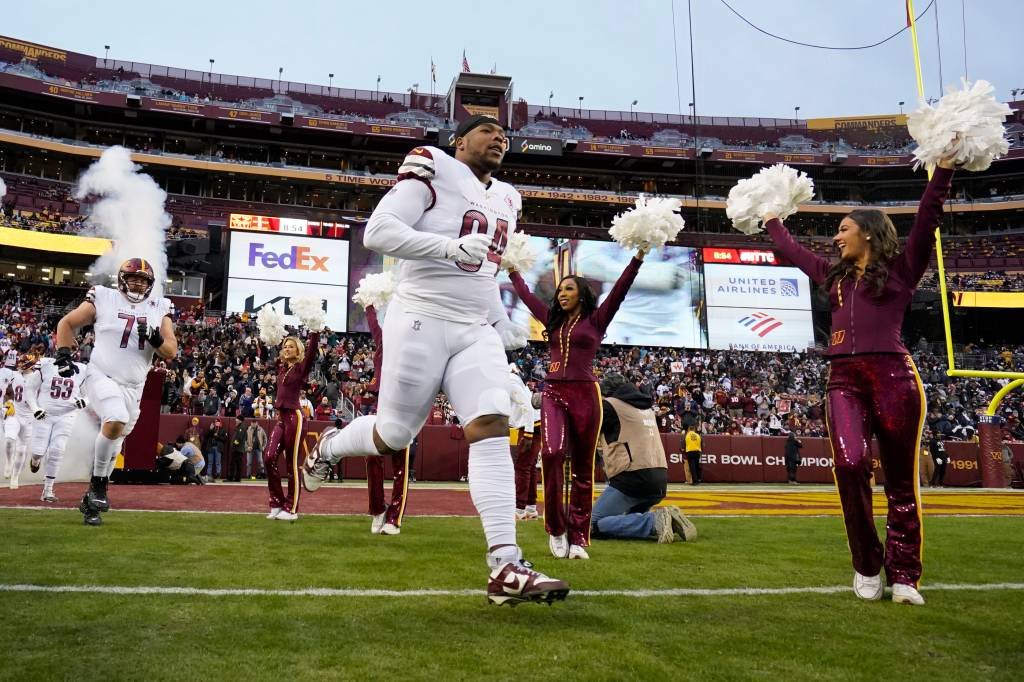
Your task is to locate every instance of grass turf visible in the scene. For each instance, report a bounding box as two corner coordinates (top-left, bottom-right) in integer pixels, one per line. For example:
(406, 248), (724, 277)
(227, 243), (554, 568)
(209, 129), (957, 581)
(1, 509), (1022, 681)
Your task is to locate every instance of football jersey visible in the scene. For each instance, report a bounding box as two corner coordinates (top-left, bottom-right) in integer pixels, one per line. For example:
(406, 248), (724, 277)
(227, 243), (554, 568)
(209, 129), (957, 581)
(8, 371), (34, 418)
(36, 357), (86, 416)
(0, 366), (15, 403)
(87, 285), (173, 386)
(391, 145), (522, 323)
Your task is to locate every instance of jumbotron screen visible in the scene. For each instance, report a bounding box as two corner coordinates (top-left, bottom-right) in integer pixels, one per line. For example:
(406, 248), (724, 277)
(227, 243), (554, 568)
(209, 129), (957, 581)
(225, 228), (350, 331)
(702, 247), (814, 352)
(499, 237), (706, 348)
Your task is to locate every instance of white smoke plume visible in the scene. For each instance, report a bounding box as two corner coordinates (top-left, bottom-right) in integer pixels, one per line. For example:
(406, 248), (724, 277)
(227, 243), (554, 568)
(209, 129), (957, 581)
(74, 146), (170, 293)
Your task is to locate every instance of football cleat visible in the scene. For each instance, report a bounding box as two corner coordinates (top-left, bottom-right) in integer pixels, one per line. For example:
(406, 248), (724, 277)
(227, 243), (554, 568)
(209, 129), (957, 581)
(80, 476), (110, 513)
(379, 522), (401, 536)
(301, 428), (339, 492)
(41, 492), (59, 503)
(29, 455), (42, 473)
(83, 509), (103, 526)
(370, 513), (386, 534)
(486, 556), (570, 606)
(853, 572), (884, 601)
(275, 510), (298, 522)
(666, 506), (698, 542)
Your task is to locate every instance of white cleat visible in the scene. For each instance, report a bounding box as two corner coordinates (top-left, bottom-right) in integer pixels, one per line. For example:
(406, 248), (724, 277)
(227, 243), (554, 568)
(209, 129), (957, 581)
(41, 492), (58, 503)
(853, 572), (884, 601)
(567, 544), (590, 560)
(301, 428), (338, 492)
(548, 533), (569, 559)
(275, 510), (298, 522)
(370, 513), (386, 534)
(266, 507), (282, 520)
(379, 522), (401, 535)
(9, 477), (19, 490)
(892, 583), (925, 606)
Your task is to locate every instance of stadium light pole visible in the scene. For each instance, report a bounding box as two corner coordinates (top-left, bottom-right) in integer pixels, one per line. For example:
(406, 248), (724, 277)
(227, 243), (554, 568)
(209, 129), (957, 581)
(548, 91), (554, 113)
(630, 99), (638, 120)
(794, 105), (800, 121)
(376, 74), (381, 99)
(104, 45), (110, 66)
(329, 73), (334, 89)
(578, 96), (584, 116)
(278, 67), (284, 94)
(899, 100), (905, 114)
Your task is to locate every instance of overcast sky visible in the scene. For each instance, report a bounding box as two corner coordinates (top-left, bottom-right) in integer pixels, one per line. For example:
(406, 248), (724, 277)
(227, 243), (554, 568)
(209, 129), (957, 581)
(4, 0), (1020, 120)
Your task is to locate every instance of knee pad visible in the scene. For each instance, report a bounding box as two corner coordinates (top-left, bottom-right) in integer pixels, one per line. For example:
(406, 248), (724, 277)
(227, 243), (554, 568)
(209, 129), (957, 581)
(375, 419), (413, 452)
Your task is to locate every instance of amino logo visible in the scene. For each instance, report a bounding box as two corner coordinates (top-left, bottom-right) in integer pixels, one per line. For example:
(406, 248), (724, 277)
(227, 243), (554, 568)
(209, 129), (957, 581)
(738, 311), (783, 337)
(248, 242), (329, 271)
(779, 278), (799, 297)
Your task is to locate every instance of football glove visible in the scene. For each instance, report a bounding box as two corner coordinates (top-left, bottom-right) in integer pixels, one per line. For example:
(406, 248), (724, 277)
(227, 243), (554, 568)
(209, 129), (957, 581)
(55, 346), (78, 377)
(445, 233), (492, 266)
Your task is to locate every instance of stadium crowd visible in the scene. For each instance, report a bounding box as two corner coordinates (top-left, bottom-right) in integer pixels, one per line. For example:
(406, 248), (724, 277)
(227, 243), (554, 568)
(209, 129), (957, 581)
(3, 285), (1021, 444)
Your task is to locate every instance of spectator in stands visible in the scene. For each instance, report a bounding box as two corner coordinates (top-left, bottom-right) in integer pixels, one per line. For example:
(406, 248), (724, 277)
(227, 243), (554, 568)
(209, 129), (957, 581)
(239, 386), (255, 419)
(315, 396), (333, 421)
(592, 373), (696, 544)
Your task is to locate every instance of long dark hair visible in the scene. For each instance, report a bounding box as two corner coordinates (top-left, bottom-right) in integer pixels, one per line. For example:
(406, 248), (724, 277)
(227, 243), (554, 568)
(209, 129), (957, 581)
(543, 275), (598, 340)
(823, 209), (899, 297)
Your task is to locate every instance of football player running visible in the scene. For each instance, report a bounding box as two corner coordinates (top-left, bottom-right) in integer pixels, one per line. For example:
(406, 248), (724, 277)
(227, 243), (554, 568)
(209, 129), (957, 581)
(3, 352), (42, 489)
(25, 352), (88, 502)
(303, 116), (569, 605)
(56, 258), (177, 525)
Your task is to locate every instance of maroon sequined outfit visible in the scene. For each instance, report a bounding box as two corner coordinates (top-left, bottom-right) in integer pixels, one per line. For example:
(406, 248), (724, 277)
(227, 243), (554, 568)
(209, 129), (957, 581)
(265, 332), (319, 513)
(510, 257), (642, 546)
(766, 168), (953, 588)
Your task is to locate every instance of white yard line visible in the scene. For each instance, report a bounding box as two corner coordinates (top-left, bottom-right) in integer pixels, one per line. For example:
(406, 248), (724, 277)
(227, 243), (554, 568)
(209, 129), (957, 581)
(1, 582), (1022, 599)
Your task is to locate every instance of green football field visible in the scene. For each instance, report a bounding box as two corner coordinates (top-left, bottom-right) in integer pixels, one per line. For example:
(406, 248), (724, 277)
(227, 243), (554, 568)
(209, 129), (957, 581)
(1, 509), (1022, 681)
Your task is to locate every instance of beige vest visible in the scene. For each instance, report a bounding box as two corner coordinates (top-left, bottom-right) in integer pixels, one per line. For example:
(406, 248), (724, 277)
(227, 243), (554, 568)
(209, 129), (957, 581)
(598, 397), (668, 480)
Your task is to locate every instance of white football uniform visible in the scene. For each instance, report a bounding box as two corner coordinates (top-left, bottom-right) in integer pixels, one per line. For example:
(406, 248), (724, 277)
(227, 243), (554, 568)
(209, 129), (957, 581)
(82, 285), (171, 433)
(362, 145), (520, 448)
(0, 366), (15, 433)
(508, 371), (534, 434)
(0, 338), (16, 368)
(29, 358), (86, 461)
(5, 371), (36, 442)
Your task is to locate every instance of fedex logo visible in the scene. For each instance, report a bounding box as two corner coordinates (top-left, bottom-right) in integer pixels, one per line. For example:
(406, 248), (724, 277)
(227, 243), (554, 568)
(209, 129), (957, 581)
(248, 243), (329, 271)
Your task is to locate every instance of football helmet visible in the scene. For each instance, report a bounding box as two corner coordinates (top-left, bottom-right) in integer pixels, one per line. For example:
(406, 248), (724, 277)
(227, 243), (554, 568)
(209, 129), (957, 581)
(118, 258), (156, 303)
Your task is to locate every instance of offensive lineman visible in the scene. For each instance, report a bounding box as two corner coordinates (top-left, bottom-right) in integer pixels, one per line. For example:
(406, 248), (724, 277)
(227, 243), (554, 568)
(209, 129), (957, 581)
(303, 115), (569, 605)
(56, 258), (177, 526)
(25, 353), (88, 502)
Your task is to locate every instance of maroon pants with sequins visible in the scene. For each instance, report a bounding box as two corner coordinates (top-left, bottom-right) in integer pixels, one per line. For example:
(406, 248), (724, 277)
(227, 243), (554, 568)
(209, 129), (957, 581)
(366, 450), (409, 526)
(540, 381), (603, 546)
(514, 429), (540, 510)
(265, 409), (305, 514)
(826, 354), (926, 587)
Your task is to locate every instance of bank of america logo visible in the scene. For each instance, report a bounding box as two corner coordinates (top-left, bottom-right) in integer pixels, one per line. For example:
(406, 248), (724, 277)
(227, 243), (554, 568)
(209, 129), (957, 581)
(738, 311), (783, 337)
(780, 278), (799, 297)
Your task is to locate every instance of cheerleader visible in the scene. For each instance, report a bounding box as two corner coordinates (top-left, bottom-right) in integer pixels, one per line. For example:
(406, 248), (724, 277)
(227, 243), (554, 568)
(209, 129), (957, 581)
(761, 156), (955, 605)
(509, 249), (645, 559)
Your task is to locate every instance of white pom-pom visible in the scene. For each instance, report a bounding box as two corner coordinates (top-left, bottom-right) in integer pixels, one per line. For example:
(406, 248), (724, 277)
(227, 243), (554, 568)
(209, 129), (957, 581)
(290, 296), (327, 331)
(257, 305), (286, 346)
(908, 79), (1012, 172)
(725, 164), (815, 235)
(351, 271), (396, 310)
(608, 197), (685, 251)
(499, 232), (538, 273)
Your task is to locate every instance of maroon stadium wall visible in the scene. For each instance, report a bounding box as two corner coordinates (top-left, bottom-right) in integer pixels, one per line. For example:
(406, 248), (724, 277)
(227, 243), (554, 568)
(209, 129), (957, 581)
(125, 413), (1020, 487)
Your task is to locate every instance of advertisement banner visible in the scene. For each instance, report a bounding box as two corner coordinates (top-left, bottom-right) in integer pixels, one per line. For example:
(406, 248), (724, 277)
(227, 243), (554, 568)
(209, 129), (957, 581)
(706, 306), (814, 352)
(807, 114), (907, 131)
(704, 263), (812, 310)
(702, 247), (778, 266)
(225, 278), (347, 331)
(952, 291), (1024, 308)
(0, 226), (112, 256)
(296, 116), (422, 139)
(143, 98), (209, 117)
(227, 231), (348, 287)
(215, 107), (279, 124)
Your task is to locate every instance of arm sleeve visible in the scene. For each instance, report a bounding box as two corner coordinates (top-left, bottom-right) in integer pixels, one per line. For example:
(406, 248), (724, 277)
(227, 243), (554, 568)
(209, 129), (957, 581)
(366, 306), (382, 346)
(509, 270), (550, 322)
(300, 332), (320, 376)
(24, 371), (42, 413)
(592, 257), (643, 331)
(899, 166), (954, 284)
(363, 180), (449, 260)
(763, 219), (830, 285)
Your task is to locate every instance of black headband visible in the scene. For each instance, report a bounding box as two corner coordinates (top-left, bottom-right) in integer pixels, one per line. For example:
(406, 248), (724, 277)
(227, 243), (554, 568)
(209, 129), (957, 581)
(455, 115), (502, 139)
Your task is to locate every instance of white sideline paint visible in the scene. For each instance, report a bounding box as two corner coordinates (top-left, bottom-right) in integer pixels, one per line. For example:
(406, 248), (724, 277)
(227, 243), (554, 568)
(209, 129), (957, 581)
(1, 582), (1022, 599)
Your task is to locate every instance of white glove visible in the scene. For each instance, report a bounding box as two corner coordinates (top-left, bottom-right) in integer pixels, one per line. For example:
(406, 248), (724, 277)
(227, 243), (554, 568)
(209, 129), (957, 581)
(445, 233), (492, 266)
(494, 318), (528, 350)
(33, 409), (46, 420)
